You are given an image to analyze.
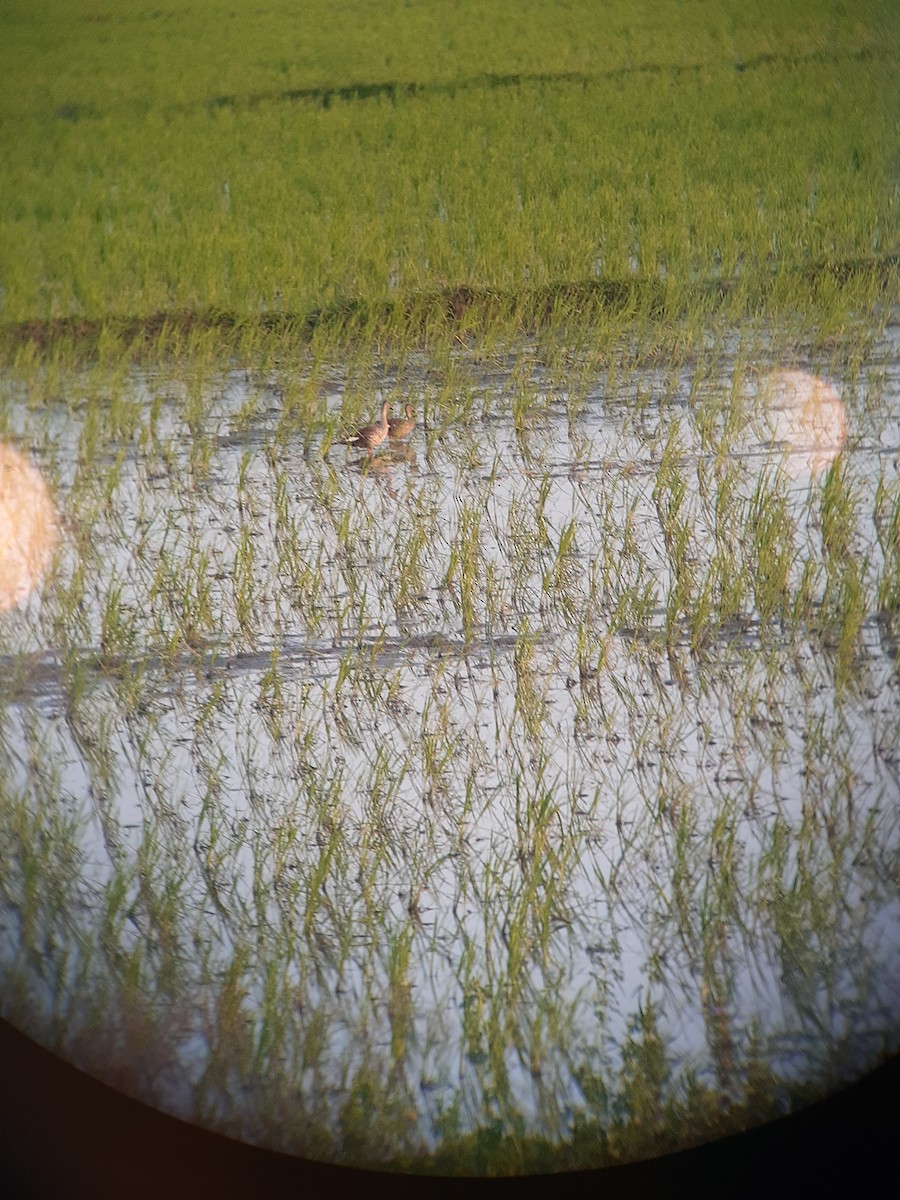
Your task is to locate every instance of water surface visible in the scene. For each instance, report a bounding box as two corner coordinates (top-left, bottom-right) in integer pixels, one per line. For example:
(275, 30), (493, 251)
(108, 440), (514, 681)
(1, 325), (898, 1167)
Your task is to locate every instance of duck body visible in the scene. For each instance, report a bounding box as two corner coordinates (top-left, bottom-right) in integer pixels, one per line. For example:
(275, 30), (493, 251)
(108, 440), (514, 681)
(345, 401), (391, 456)
(388, 404), (416, 441)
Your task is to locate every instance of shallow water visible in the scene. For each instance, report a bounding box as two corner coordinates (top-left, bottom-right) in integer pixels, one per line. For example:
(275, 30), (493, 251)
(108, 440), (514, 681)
(1, 324), (899, 1165)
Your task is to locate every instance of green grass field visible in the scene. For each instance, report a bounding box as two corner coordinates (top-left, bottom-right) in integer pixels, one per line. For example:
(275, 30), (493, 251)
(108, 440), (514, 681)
(2, 0), (897, 349)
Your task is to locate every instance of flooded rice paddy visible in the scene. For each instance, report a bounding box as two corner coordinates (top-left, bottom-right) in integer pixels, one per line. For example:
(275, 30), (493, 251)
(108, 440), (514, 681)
(1, 324), (899, 1170)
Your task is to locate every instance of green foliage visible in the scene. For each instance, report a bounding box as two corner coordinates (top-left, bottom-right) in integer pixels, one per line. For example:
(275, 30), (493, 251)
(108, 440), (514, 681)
(1, 0), (898, 1178)
(1, 1), (897, 344)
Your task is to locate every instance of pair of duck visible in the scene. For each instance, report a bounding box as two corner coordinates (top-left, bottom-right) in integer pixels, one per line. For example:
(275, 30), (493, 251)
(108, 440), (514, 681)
(343, 402), (416, 457)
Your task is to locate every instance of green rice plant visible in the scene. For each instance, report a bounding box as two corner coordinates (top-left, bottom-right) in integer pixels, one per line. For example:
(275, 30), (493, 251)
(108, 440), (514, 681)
(394, 517), (429, 618)
(511, 618), (550, 742)
(387, 926), (416, 1064)
(825, 559), (870, 688)
(232, 523), (258, 643)
(746, 472), (795, 622)
(541, 516), (580, 625)
(617, 1001), (669, 1138)
(874, 477), (900, 632)
(2, 1), (899, 1172)
(98, 579), (137, 664)
(710, 460), (750, 622)
(819, 454), (860, 567)
(5, 0), (895, 354)
(442, 498), (485, 639)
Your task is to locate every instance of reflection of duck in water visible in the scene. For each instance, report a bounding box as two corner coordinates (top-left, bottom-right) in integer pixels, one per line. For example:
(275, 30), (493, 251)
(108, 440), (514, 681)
(388, 404), (416, 442)
(344, 401), (391, 457)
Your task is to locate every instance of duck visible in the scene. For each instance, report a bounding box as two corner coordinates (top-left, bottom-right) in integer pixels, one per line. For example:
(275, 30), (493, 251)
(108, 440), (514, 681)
(344, 401), (391, 457)
(388, 404), (416, 442)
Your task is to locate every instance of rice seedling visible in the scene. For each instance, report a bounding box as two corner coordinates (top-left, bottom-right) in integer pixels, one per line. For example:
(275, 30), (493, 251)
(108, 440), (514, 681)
(1, 0), (899, 1177)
